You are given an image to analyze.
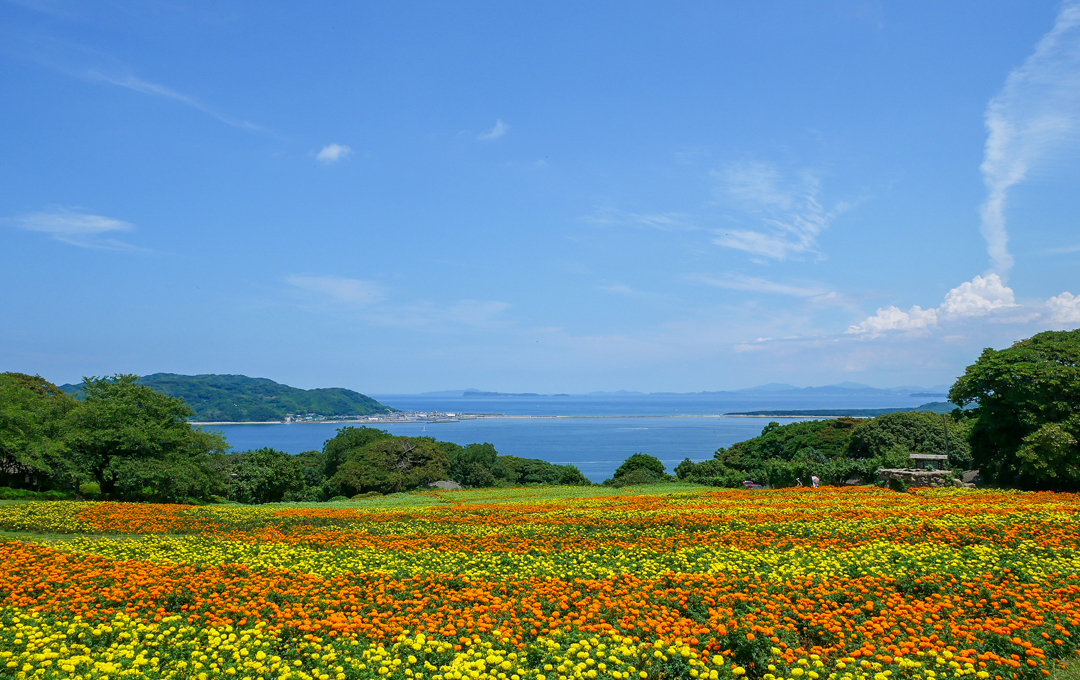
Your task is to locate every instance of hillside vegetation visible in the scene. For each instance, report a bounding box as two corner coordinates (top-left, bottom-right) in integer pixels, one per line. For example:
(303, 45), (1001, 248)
(61, 373), (394, 422)
(1, 373), (588, 503)
(676, 411), (974, 488)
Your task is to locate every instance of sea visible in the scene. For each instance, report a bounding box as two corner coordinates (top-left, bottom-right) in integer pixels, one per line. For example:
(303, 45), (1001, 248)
(208, 392), (938, 482)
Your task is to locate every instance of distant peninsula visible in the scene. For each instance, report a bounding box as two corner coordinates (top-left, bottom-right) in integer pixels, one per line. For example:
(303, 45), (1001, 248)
(61, 373), (395, 423)
(725, 401), (962, 417)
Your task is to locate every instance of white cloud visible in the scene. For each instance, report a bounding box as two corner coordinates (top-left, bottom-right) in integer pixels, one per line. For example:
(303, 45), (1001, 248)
(979, 0), (1080, 274)
(315, 143), (353, 163)
(939, 274), (1017, 317)
(846, 305), (939, 336)
(688, 273), (827, 297)
(848, 274), (1079, 336)
(285, 275), (384, 304)
(8, 207), (144, 251)
(1048, 292), (1080, 323)
(712, 162), (838, 260)
(478, 119), (508, 141)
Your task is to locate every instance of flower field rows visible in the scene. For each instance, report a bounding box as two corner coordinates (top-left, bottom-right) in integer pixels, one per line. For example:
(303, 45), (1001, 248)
(0, 487), (1078, 680)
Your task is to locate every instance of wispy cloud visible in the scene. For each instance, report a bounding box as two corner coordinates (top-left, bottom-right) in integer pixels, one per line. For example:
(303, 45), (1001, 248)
(84, 70), (268, 132)
(478, 119), (508, 141)
(687, 273), (828, 298)
(285, 275), (385, 305)
(582, 208), (696, 232)
(7, 207), (146, 251)
(1044, 244), (1080, 255)
(712, 162), (840, 260)
(285, 275), (513, 330)
(979, 0), (1080, 275)
(598, 283), (663, 299)
(10, 33), (267, 132)
(315, 143), (353, 163)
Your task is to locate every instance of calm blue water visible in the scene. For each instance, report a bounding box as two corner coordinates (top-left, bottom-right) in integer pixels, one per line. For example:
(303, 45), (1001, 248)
(208, 392), (934, 482)
(209, 416), (808, 483)
(370, 392), (935, 416)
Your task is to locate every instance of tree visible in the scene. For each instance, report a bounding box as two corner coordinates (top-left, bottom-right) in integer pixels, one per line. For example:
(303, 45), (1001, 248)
(447, 442), (500, 487)
(328, 436), (450, 495)
(322, 426), (394, 478)
(225, 448), (306, 504)
(848, 411), (972, 469)
(949, 329), (1080, 490)
(0, 373), (78, 490)
(613, 453), (666, 479)
(715, 419), (858, 469)
(605, 453), (667, 486)
(63, 374), (228, 501)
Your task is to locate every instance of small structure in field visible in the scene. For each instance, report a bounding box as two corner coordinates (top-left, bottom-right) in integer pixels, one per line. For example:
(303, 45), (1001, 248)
(908, 453), (950, 470)
(428, 480), (464, 491)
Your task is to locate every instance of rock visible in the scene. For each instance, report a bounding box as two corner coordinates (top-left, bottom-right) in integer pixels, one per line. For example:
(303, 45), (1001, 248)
(428, 480), (464, 490)
(877, 468), (965, 488)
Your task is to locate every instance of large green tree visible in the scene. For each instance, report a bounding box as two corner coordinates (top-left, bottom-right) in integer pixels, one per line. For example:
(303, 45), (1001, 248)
(322, 426), (395, 479)
(0, 373), (78, 490)
(328, 436), (450, 495)
(224, 448), (307, 504)
(949, 329), (1080, 490)
(63, 374), (228, 501)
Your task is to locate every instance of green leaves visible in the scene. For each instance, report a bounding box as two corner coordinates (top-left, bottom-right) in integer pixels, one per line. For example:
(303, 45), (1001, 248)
(949, 329), (1080, 490)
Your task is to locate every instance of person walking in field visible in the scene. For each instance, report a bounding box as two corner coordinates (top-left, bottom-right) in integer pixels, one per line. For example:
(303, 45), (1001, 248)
(811, 475), (820, 488)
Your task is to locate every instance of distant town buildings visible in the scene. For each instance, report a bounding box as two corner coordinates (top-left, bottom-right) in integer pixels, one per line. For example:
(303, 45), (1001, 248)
(282, 411), (499, 424)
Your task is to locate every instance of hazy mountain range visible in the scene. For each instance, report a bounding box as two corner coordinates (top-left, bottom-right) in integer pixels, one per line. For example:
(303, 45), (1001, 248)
(410, 383), (951, 398)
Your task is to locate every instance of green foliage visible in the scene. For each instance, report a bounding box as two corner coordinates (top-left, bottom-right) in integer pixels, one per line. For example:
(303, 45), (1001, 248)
(62, 375), (229, 502)
(613, 453), (666, 479)
(0, 372), (79, 490)
(61, 373), (396, 423)
(224, 448), (307, 504)
(3, 375), (591, 504)
(848, 411), (973, 469)
(949, 329), (1080, 490)
(605, 466), (666, 487)
(495, 456), (590, 486)
(677, 417), (926, 489)
(0, 486), (74, 501)
(445, 442), (499, 487)
(322, 426), (395, 479)
(716, 418), (859, 469)
(78, 482), (101, 497)
(328, 437), (449, 495)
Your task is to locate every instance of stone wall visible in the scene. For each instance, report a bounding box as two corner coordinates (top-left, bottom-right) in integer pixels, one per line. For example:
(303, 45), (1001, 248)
(877, 468), (972, 488)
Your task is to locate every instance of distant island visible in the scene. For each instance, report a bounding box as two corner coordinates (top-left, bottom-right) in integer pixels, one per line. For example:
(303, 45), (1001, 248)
(725, 401), (962, 417)
(61, 373), (395, 423)
(410, 382), (952, 399)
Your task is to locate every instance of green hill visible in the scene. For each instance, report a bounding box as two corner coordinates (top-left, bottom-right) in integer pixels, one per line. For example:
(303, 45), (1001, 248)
(60, 373), (395, 422)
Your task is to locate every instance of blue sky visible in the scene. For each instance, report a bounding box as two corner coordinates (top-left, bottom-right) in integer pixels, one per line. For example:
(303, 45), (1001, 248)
(2, 1), (1079, 393)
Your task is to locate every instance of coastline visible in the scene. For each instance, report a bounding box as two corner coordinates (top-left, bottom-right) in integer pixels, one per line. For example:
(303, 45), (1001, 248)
(189, 413), (819, 425)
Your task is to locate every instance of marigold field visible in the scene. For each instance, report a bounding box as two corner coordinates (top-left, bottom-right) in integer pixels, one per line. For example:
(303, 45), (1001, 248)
(0, 486), (1078, 680)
